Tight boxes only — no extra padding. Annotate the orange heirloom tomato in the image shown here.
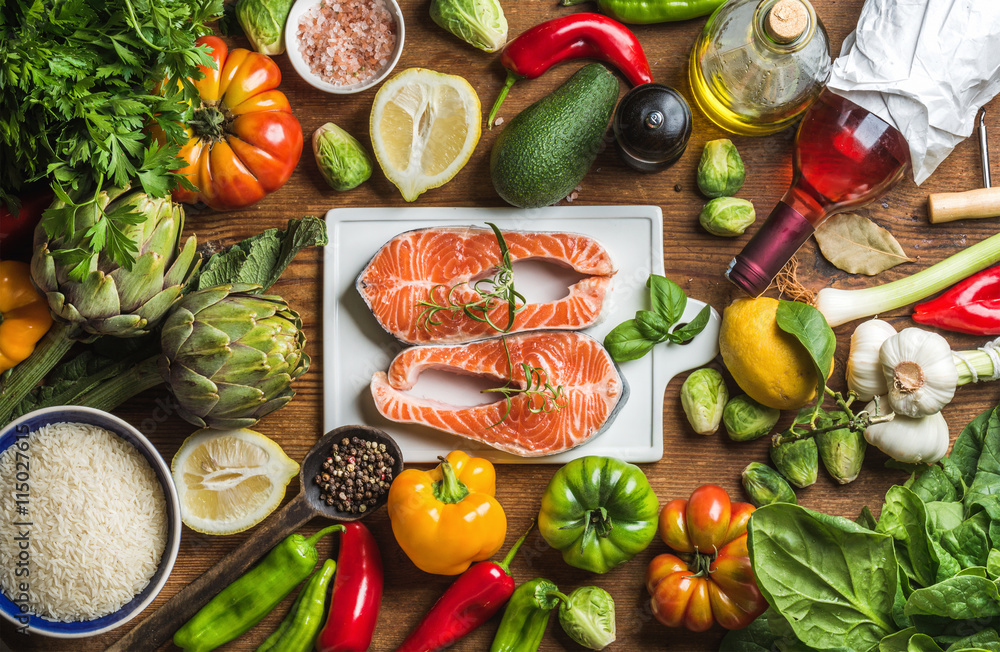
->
[647,484,767,632]
[153,35,303,210]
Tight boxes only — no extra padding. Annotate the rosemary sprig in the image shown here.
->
[484,337,568,428]
[416,223,526,333]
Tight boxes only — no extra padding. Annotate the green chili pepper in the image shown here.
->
[268,559,337,652]
[490,578,562,652]
[256,589,305,652]
[174,525,342,652]
[560,0,726,24]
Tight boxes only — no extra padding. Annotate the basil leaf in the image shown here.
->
[876,486,939,589]
[748,503,898,650]
[905,575,1000,637]
[669,305,712,344]
[775,300,836,400]
[603,320,655,362]
[634,310,672,341]
[647,274,686,326]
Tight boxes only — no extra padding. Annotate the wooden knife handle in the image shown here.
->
[928,187,1000,223]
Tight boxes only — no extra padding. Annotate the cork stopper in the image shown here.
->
[765,0,809,44]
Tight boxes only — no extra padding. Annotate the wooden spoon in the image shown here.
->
[107,424,403,652]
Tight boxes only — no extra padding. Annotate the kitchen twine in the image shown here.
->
[953,337,1000,383]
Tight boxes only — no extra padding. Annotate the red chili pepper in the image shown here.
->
[316,522,384,652]
[394,523,533,652]
[1,190,52,260]
[913,264,1000,335]
[487,13,653,127]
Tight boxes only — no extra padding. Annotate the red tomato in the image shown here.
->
[153,36,303,211]
[647,485,768,631]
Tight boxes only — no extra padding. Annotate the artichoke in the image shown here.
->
[31,187,200,338]
[158,284,309,429]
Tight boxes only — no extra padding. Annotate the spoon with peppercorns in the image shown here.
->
[109,424,403,652]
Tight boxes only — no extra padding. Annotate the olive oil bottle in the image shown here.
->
[689,0,831,136]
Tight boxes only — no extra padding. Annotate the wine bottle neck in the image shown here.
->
[726,201,816,296]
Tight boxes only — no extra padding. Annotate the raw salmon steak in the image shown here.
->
[370,331,627,456]
[356,226,615,344]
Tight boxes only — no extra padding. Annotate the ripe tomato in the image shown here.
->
[154,35,303,210]
[647,484,767,631]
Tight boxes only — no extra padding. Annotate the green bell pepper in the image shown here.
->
[538,456,659,574]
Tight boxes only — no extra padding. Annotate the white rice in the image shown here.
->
[0,422,167,622]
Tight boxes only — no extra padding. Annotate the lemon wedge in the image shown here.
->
[370,68,481,201]
[171,428,299,535]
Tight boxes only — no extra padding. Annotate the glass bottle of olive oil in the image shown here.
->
[689,0,831,136]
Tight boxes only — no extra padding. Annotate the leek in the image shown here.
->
[816,232,1000,327]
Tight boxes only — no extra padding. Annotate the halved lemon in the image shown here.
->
[171,428,299,535]
[370,68,481,201]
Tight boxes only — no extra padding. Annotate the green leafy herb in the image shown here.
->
[604,275,711,362]
[416,223,525,334]
[0,0,222,274]
[483,337,567,428]
[775,299,836,403]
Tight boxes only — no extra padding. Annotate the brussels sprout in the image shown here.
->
[558,586,616,650]
[770,436,818,488]
[742,462,797,506]
[680,368,728,435]
[235,0,294,55]
[312,123,373,191]
[723,394,780,441]
[699,197,756,237]
[430,0,508,52]
[697,138,745,198]
[816,411,867,484]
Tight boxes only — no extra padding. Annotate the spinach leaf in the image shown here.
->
[925,502,965,535]
[964,408,1000,517]
[941,511,991,569]
[907,634,946,652]
[905,576,1000,637]
[648,274,686,325]
[908,466,961,504]
[718,614,780,651]
[880,627,919,652]
[877,486,939,588]
[603,320,656,361]
[775,300,836,400]
[951,406,998,489]
[931,538,962,583]
[858,505,879,530]
[944,627,1000,651]
[748,503,898,650]
[987,550,1000,580]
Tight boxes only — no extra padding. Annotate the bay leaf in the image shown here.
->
[814,213,913,275]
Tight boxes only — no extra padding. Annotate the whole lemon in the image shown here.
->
[719,297,819,410]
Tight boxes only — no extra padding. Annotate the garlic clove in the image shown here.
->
[863,397,950,464]
[847,319,897,401]
[880,327,958,418]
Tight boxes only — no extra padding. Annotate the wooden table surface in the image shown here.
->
[5,0,1000,650]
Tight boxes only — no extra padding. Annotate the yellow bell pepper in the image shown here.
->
[0,260,52,373]
[387,450,507,575]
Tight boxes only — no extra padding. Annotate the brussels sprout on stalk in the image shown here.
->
[699,197,756,237]
[313,124,373,191]
[235,0,294,55]
[558,586,616,650]
[723,394,780,441]
[816,411,867,484]
[742,462,797,506]
[697,138,745,198]
[770,436,818,488]
[680,368,728,435]
[430,0,508,52]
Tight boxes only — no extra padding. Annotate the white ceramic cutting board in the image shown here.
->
[322,206,720,463]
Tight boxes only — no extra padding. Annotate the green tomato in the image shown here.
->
[538,456,658,574]
[696,138,744,198]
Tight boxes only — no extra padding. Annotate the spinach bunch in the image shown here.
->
[0,0,221,274]
[723,403,1000,652]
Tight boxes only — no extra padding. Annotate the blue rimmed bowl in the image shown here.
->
[0,406,181,638]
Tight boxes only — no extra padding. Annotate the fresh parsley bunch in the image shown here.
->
[0,0,223,276]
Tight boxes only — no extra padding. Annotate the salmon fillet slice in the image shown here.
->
[370,331,627,456]
[356,226,615,344]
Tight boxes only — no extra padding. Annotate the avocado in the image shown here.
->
[490,63,620,208]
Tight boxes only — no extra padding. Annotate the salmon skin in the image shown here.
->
[356,226,615,344]
[370,331,628,456]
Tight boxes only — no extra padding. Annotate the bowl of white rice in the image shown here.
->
[0,406,181,638]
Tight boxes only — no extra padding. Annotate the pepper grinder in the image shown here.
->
[613,83,693,172]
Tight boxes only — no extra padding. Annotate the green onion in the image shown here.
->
[816,232,1000,327]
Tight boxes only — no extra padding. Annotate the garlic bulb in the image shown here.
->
[880,328,958,418]
[863,398,950,464]
[847,319,897,401]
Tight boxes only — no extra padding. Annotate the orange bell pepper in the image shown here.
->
[0,260,52,373]
[387,450,507,575]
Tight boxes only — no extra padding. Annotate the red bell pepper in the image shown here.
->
[913,264,1000,335]
[394,523,533,652]
[487,13,653,126]
[1,190,52,260]
[316,522,384,652]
